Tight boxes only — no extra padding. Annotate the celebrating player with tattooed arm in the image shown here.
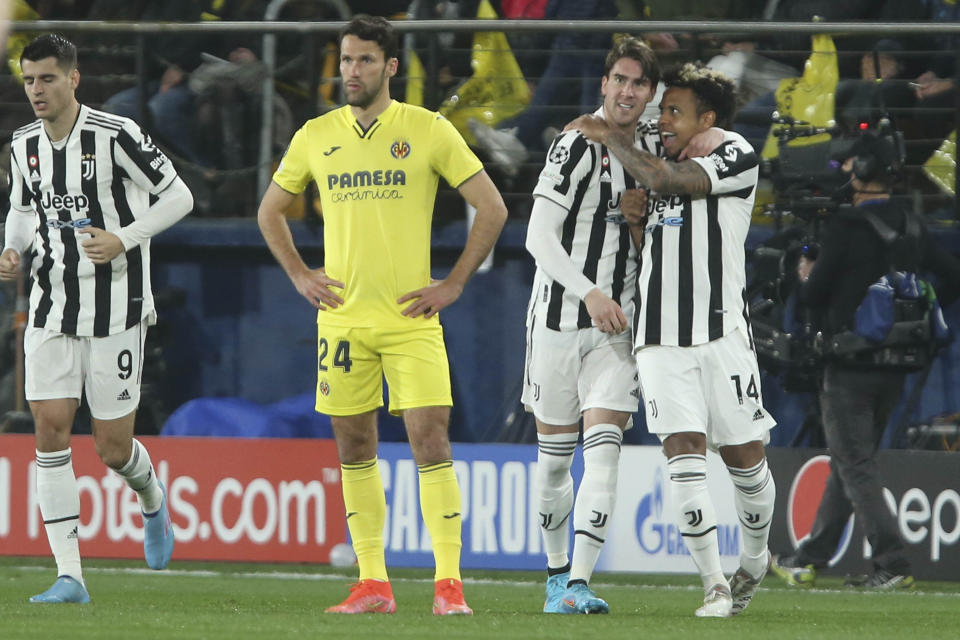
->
[526,41,724,615]
[567,63,777,618]
[1,34,193,603]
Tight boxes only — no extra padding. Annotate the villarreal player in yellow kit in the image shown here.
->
[258,15,507,616]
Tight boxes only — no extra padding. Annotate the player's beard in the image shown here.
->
[346,71,388,109]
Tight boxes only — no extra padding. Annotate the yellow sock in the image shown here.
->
[340,459,388,582]
[418,460,463,582]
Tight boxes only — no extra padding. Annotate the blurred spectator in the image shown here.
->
[406,0,482,107]
[910,0,960,139]
[469,0,618,177]
[93,0,265,168]
[834,39,916,134]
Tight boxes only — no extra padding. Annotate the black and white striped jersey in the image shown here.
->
[526,113,661,332]
[8,104,179,337]
[634,129,759,348]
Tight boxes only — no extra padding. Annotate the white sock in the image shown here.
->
[570,424,622,585]
[36,449,83,585]
[116,439,163,514]
[668,454,724,589]
[536,431,578,570]
[728,457,776,577]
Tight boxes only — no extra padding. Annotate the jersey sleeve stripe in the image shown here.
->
[85,112,125,130]
[12,121,42,141]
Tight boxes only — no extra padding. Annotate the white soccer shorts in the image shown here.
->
[522,322,639,426]
[635,326,776,449]
[24,318,148,420]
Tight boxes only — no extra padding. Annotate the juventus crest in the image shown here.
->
[81,153,96,181]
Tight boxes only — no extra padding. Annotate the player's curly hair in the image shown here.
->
[662,63,737,129]
[339,14,399,61]
[21,34,77,73]
[604,36,660,90]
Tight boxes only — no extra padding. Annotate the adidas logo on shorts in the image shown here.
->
[752,409,764,421]
[117,389,131,401]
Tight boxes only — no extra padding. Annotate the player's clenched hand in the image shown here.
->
[584,288,628,334]
[0,248,21,281]
[293,267,345,310]
[398,278,463,319]
[622,189,648,227]
[78,227,125,264]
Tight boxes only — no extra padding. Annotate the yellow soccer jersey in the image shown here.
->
[273,100,483,328]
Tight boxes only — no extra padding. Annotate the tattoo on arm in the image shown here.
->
[606,132,713,197]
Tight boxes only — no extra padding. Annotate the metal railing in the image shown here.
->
[8,19,960,216]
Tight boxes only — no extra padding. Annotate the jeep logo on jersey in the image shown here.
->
[39,192,90,212]
[326,170,407,190]
[390,140,410,160]
[645,194,686,217]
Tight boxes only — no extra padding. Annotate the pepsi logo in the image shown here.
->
[787,455,854,565]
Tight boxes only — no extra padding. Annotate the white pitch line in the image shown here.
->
[9,565,960,597]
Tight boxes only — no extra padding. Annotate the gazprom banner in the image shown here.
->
[595,448,740,574]
[381,442,549,570]
[6,437,954,577]
[380,443,740,573]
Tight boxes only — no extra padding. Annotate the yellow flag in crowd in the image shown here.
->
[761,34,839,160]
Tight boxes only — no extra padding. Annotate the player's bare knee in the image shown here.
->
[662,432,706,458]
[94,437,131,470]
[718,440,765,468]
[408,436,452,466]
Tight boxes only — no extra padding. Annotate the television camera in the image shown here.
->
[749,115,908,390]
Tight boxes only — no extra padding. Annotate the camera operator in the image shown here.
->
[771,130,960,590]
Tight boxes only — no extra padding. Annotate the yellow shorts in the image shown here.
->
[315,323,452,416]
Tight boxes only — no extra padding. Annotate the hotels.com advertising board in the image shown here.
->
[3,436,958,579]
[0,434,346,563]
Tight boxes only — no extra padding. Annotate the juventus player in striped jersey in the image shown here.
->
[0,35,193,603]
[523,39,723,615]
[568,63,777,618]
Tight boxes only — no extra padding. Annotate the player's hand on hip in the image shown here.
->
[78,227,125,264]
[0,248,21,281]
[585,288,628,334]
[621,189,649,227]
[398,278,463,319]
[294,267,345,310]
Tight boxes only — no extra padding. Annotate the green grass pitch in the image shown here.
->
[1,557,958,639]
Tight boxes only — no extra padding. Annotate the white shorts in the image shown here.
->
[24,319,148,420]
[522,322,639,426]
[635,326,776,450]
